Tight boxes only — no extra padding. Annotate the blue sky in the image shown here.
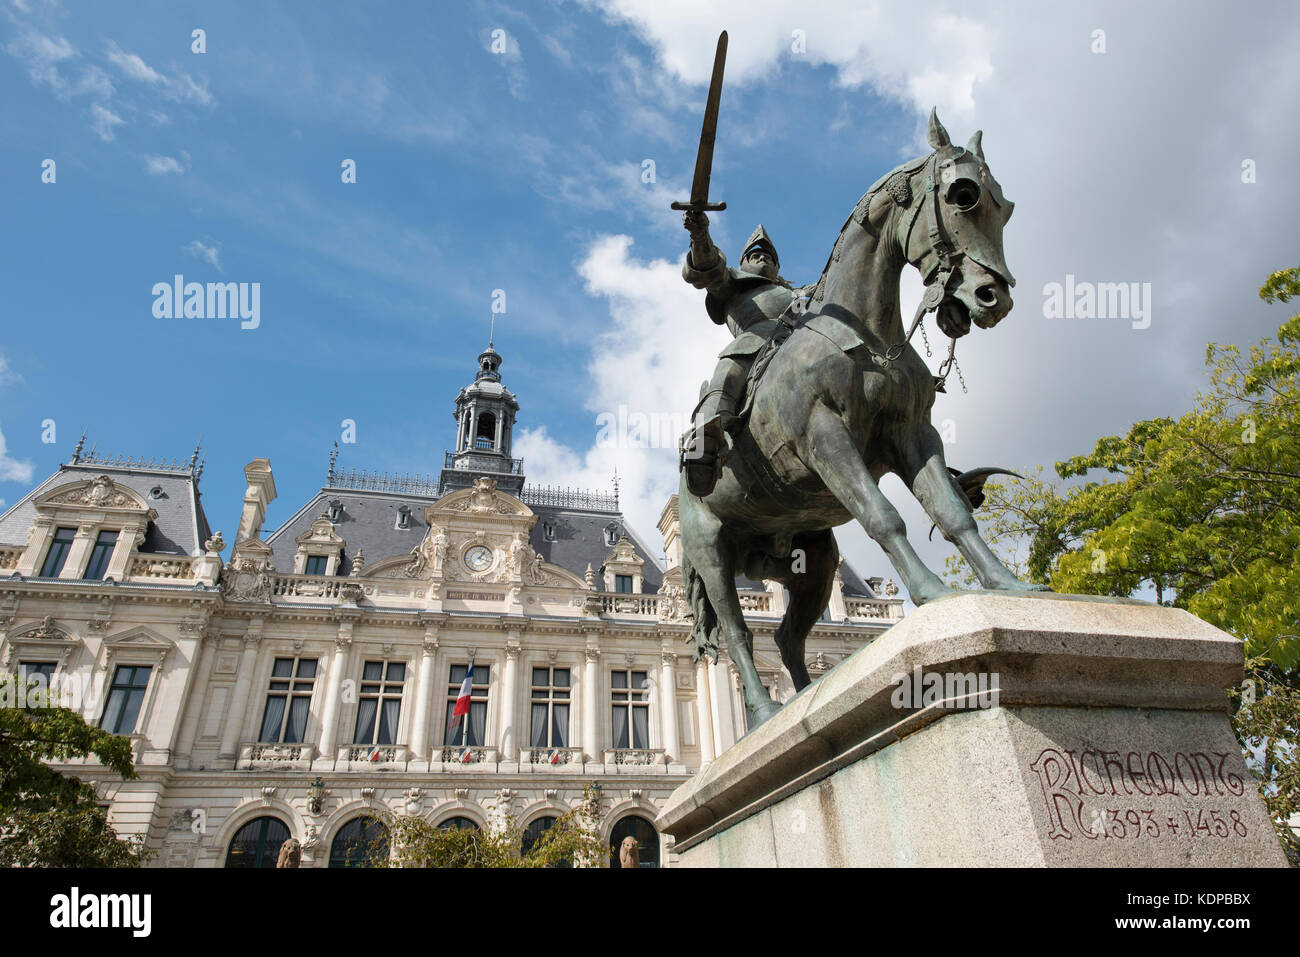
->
[2,0,1298,588]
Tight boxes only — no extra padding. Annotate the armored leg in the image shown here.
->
[683,358,748,497]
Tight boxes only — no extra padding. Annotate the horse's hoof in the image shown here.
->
[749,700,783,728]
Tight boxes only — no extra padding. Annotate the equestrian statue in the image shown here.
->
[672,32,1048,727]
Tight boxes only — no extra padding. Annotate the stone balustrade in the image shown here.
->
[128,555,195,582]
[239,742,317,770]
[435,745,499,768]
[602,748,668,772]
[519,745,585,768]
[339,744,407,769]
[844,596,905,620]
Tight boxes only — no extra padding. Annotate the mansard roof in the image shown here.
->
[0,459,213,557]
[264,481,664,593]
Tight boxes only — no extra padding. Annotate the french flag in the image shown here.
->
[549,749,561,765]
[449,661,475,732]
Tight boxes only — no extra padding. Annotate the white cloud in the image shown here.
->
[515,234,728,548]
[0,354,20,387]
[183,239,222,271]
[104,40,163,84]
[89,102,123,141]
[6,29,75,92]
[104,39,213,105]
[0,425,34,485]
[144,154,184,175]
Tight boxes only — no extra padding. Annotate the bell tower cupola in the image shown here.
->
[438,336,524,495]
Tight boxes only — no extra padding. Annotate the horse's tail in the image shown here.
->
[681,546,719,662]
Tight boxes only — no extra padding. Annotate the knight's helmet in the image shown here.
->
[741,224,779,268]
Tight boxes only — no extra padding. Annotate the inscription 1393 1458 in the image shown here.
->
[1029,747,1249,842]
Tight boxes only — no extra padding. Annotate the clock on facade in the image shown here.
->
[463,544,493,572]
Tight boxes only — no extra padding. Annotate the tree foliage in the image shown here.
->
[366,784,608,868]
[0,680,150,867]
[943,266,1300,863]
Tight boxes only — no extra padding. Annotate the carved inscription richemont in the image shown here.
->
[1029,747,1250,842]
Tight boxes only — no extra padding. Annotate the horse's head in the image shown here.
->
[889,109,1016,338]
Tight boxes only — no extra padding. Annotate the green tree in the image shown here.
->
[0,676,150,867]
[368,783,607,868]
[943,266,1300,863]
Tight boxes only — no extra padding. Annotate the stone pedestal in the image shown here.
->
[656,593,1287,867]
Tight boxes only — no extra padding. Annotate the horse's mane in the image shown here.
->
[810,152,932,304]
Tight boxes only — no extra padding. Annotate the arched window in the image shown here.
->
[438,815,480,832]
[474,413,497,450]
[329,816,390,868]
[225,816,290,869]
[609,815,659,868]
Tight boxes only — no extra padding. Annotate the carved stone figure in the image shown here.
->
[672,32,1047,729]
[276,838,302,868]
[618,835,640,868]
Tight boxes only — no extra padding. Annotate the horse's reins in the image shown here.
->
[864,152,967,391]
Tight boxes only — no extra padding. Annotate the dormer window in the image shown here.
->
[327,499,343,522]
[83,530,119,581]
[604,522,621,546]
[395,505,412,530]
[304,555,328,576]
[149,485,165,500]
[542,521,555,542]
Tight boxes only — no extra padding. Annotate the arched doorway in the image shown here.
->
[609,814,659,868]
[225,816,291,868]
[329,816,390,868]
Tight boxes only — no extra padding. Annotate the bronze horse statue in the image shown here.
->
[679,110,1049,727]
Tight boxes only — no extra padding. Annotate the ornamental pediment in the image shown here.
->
[35,475,155,517]
[295,514,344,547]
[429,477,533,520]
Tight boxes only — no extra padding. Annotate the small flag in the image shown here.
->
[460,748,473,764]
[369,747,381,762]
[449,661,475,731]
[549,749,561,765]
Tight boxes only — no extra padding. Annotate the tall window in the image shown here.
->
[101,665,152,734]
[259,657,317,743]
[443,664,489,747]
[353,660,406,745]
[611,669,650,749]
[304,555,327,575]
[529,667,570,748]
[226,817,290,868]
[17,661,56,701]
[40,527,77,577]
[615,574,633,593]
[82,530,118,580]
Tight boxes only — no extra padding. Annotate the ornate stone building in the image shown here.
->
[0,343,904,867]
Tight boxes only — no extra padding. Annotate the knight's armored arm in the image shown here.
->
[681,210,731,301]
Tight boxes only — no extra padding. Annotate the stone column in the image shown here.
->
[173,630,218,766]
[583,645,600,762]
[408,636,438,762]
[499,641,521,761]
[16,518,55,577]
[218,626,263,760]
[105,522,146,581]
[659,648,680,763]
[317,627,353,762]
[709,656,737,754]
[695,658,715,766]
[58,522,98,579]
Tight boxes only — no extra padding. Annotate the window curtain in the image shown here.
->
[259,696,286,742]
[284,696,310,743]
[354,699,378,744]
[378,699,400,745]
